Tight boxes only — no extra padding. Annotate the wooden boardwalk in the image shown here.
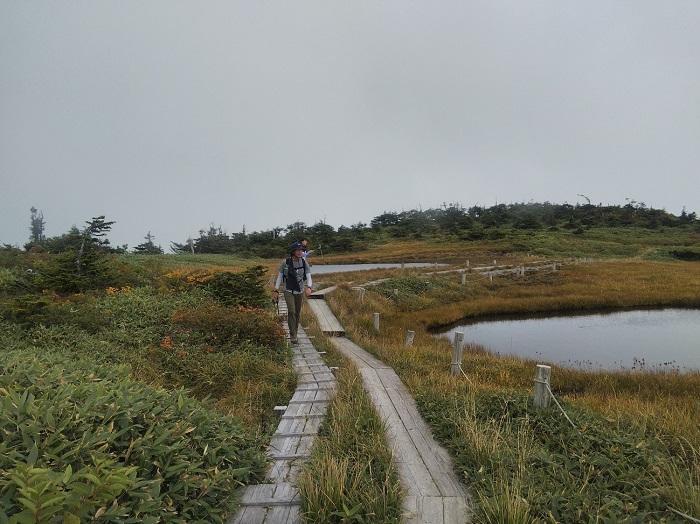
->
[308,296,471,523]
[306,299,345,336]
[229,297,336,524]
[308,285,338,298]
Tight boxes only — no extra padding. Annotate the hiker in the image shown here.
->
[272,242,313,344]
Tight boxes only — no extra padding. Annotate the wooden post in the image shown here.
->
[461,272,467,285]
[373,312,380,333]
[401,262,405,270]
[393,288,399,297]
[352,287,366,303]
[520,265,525,277]
[533,364,552,409]
[489,273,493,283]
[404,330,415,347]
[493,259,497,265]
[451,331,464,376]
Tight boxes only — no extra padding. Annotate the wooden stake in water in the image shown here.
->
[405,330,415,347]
[461,272,467,285]
[533,364,552,409]
[451,331,464,376]
[373,312,380,333]
[489,274,493,283]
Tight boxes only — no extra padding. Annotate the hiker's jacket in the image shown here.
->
[274,256,312,294]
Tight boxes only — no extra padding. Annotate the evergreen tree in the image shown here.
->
[25,207,46,250]
[41,216,117,292]
[134,231,164,254]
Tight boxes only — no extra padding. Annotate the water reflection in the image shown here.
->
[310,262,445,274]
[437,308,700,372]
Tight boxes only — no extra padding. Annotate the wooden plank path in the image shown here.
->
[229,297,336,524]
[308,294,471,523]
[306,298,345,336]
[308,285,338,298]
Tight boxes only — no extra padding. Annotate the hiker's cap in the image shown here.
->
[289,241,304,253]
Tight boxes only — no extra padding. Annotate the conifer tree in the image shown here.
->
[134,231,164,254]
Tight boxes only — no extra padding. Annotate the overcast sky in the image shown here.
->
[2,1,699,248]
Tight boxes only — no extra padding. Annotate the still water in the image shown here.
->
[437,308,700,372]
[310,262,445,274]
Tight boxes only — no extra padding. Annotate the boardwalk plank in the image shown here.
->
[306,300,345,335]
[314,304,471,523]
[229,304,336,524]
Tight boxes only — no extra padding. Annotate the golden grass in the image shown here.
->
[307,226,699,265]
[401,260,700,329]
[321,258,700,519]
[326,262,700,444]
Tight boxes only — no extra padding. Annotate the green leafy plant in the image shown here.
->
[204,266,269,308]
[171,303,284,351]
[0,350,266,522]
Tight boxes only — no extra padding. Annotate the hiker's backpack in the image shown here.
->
[283,257,308,291]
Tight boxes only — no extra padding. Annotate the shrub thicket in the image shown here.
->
[171,304,283,351]
[0,350,266,523]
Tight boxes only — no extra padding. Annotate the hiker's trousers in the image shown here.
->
[284,290,303,341]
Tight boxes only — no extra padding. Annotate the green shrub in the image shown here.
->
[0,350,266,523]
[0,268,18,292]
[148,345,295,421]
[376,277,432,297]
[204,266,270,308]
[0,294,108,332]
[171,304,284,351]
[36,252,119,293]
[670,249,700,261]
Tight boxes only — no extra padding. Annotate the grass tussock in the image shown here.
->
[297,311,402,523]
[323,259,700,522]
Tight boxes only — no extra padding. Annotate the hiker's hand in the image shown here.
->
[305,287,312,297]
[272,289,279,296]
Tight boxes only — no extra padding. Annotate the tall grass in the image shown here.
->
[296,310,402,523]
[312,227,699,264]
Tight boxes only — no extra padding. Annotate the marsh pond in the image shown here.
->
[436,308,700,372]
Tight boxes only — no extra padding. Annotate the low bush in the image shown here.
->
[164,266,270,309]
[0,349,266,523]
[670,249,700,261]
[171,304,284,352]
[0,293,108,331]
[204,266,269,308]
